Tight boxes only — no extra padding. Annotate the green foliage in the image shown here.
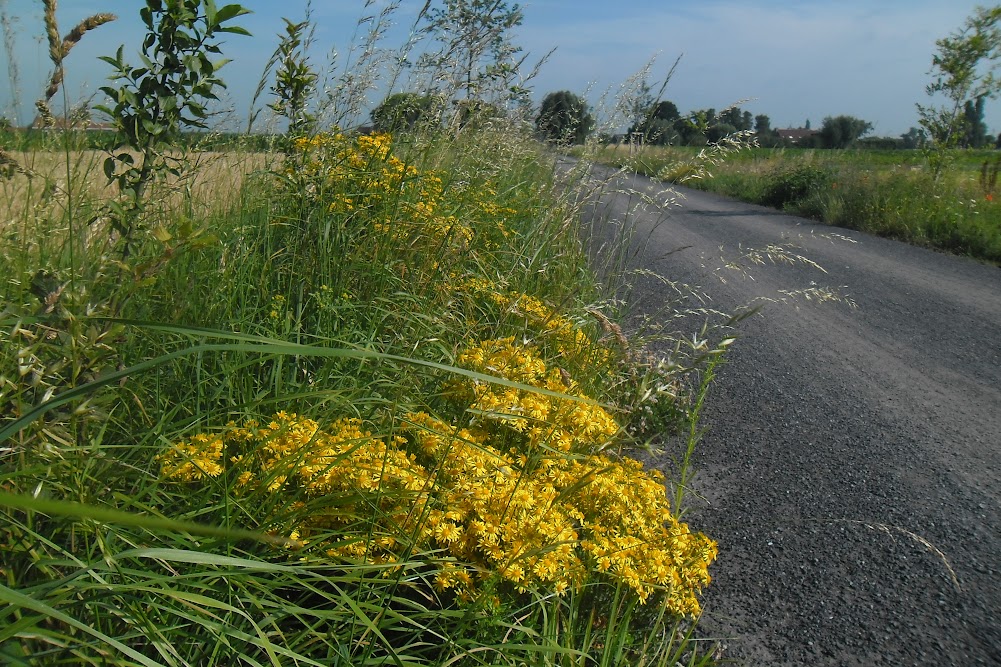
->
[818,115,873,149]
[706,122,738,144]
[628,101,773,148]
[918,6,1001,174]
[419,0,524,102]
[536,90,593,145]
[611,144,1001,263]
[0,126,727,663]
[266,17,318,139]
[760,163,832,209]
[754,113,771,134]
[630,100,682,145]
[962,95,989,147]
[717,106,752,131]
[95,0,250,253]
[1,4,732,663]
[901,126,926,149]
[371,92,435,134]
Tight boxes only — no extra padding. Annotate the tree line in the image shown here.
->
[369,5,1001,155]
[530,91,884,150]
[9,0,997,157]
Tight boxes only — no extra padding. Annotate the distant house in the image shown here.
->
[775,128,819,144]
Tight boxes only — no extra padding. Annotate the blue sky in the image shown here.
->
[1,1,996,136]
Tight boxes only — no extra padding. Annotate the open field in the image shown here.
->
[1,149,270,234]
[592,144,1001,264]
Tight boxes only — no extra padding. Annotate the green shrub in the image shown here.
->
[760,163,833,209]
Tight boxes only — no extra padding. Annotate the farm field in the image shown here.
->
[593,144,1001,264]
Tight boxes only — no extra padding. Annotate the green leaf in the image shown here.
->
[188,234,219,249]
[204,0,218,28]
[217,25,252,36]
[0,492,295,546]
[0,581,164,667]
[215,4,252,24]
[0,321,598,447]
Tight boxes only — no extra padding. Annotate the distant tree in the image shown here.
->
[675,109,716,145]
[717,107,741,129]
[536,90,593,145]
[420,0,523,100]
[716,107,753,131]
[371,92,434,133]
[706,122,737,143]
[630,99,681,145]
[858,136,906,150]
[961,96,989,147]
[918,6,1001,172]
[628,79,657,135]
[901,126,926,149]
[754,113,771,134]
[805,118,811,130]
[819,115,873,148]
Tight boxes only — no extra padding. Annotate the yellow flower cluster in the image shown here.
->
[158,433,224,481]
[292,131,416,209]
[458,276,609,367]
[289,132,473,253]
[161,398,715,613]
[404,411,585,599]
[402,408,715,612]
[236,412,425,498]
[451,336,618,453]
[571,458,717,609]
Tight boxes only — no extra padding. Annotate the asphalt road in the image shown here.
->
[576,163,1001,666]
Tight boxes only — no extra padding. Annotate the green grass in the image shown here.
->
[0,1,742,661]
[0,120,729,664]
[594,144,1001,264]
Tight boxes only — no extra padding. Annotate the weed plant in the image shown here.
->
[0,3,729,665]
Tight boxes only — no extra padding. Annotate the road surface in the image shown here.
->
[577,162,1001,666]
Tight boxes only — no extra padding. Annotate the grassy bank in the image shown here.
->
[0,120,730,666]
[596,144,1001,264]
[0,1,741,661]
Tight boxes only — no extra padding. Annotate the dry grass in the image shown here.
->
[1,149,271,236]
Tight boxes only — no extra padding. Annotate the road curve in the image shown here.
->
[576,162,1001,666]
